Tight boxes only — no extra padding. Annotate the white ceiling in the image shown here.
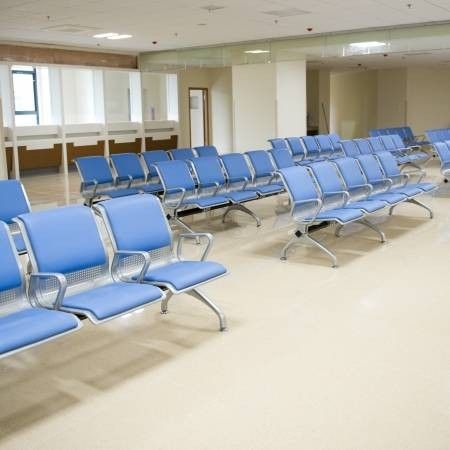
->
[1,0,450,53]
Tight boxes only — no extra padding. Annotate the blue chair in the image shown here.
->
[277,165,364,267]
[75,156,139,206]
[190,156,261,227]
[367,137,385,154]
[301,136,323,160]
[286,137,308,163]
[268,138,289,150]
[110,153,163,194]
[354,138,374,155]
[169,148,197,160]
[340,140,361,158]
[316,135,337,158]
[391,134,429,164]
[154,160,229,234]
[245,150,285,193]
[356,154,433,218]
[0,180,31,254]
[95,195,228,331]
[0,222,82,358]
[194,145,219,157]
[269,148,296,170]
[333,157,407,207]
[434,142,450,181]
[140,150,170,186]
[329,133,342,153]
[17,205,165,324]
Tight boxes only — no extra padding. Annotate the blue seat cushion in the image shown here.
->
[143,261,227,291]
[141,183,163,193]
[62,282,163,321]
[409,152,428,161]
[391,186,423,197]
[347,200,386,213]
[253,184,284,195]
[311,208,364,223]
[397,155,413,164]
[226,191,258,203]
[0,308,79,355]
[415,182,436,192]
[106,188,140,198]
[370,192,406,204]
[13,233,26,254]
[184,196,229,208]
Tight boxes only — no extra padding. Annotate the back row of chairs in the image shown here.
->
[426,128,450,145]
[0,193,229,359]
[369,126,429,147]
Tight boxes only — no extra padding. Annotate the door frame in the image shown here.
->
[188,87,209,147]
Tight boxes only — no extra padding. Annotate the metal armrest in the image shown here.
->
[163,187,187,210]
[227,176,249,191]
[177,232,213,261]
[81,179,99,197]
[371,178,393,188]
[349,183,373,196]
[291,198,323,223]
[322,190,350,204]
[111,250,151,283]
[29,272,67,310]
[115,175,133,189]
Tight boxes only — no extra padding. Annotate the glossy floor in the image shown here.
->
[2,161,450,450]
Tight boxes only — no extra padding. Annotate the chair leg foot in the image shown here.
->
[407,198,434,219]
[188,288,227,331]
[358,218,386,243]
[160,292,173,314]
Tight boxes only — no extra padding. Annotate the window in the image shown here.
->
[12,65,39,126]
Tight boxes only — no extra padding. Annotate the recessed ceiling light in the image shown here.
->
[107,34,133,40]
[93,32,118,38]
[349,41,386,49]
[245,49,270,54]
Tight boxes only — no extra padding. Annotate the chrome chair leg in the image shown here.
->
[188,288,227,331]
[335,224,344,237]
[303,233,338,268]
[280,233,300,260]
[171,216,201,243]
[407,198,434,219]
[222,204,261,227]
[358,218,386,243]
[160,291,173,314]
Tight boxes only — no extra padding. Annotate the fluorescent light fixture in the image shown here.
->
[93,32,118,38]
[107,34,133,40]
[244,49,270,54]
[349,41,386,49]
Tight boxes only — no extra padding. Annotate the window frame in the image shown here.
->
[12,66,40,125]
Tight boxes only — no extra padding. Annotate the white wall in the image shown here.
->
[142,73,167,121]
[377,68,407,128]
[104,70,130,123]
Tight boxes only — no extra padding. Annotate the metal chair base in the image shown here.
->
[222,204,261,227]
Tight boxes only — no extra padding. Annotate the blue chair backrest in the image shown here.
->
[278,166,319,203]
[369,129,380,137]
[194,145,219,157]
[170,148,196,161]
[435,142,450,164]
[379,135,396,152]
[98,195,172,253]
[329,133,342,151]
[286,137,306,157]
[356,155,385,183]
[403,127,414,141]
[268,138,288,150]
[340,140,360,158]
[110,153,145,182]
[0,180,30,224]
[220,153,253,182]
[75,156,114,185]
[0,222,23,293]
[376,151,401,178]
[301,136,320,154]
[270,148,295,169]
[391,134,406,149]
[190,156,226,188]
[154,160,196,191]
[368,137,385,153]
[354,139,373,155]
[333,157,367,189]
[246,150,275,177]
[309,161,344,193]
[316,135,333,153]
[18,206,107,275]
[141,150,170,177]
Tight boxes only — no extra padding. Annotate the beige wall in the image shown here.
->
[377,68,407,128]
[330,70,378,139]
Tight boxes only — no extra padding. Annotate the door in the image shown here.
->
[189,88,209,147]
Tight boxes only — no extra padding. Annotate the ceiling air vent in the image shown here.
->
[262,8,310,17]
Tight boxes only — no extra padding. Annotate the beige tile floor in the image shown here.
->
[2,161,450,450]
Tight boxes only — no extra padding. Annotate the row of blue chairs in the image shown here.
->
[0,194,229,359]
[268,133,343,162]
[339,135,429,166]
[426,128,450,145]
[275,150,436,267]
[370,126,429,147]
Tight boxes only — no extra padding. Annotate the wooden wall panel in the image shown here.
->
[18,144,62,171]
[109,138,142,155]
[145,135,178,151]
[0,44,137,69]
[67,141,105,164]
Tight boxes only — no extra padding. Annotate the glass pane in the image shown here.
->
[13,73,36,111]
[15,114,37,126]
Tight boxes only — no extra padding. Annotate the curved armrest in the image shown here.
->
[322,190,350,204]
[291,198,323,222]
[29,272,67,310]
[81,179,99,197]
[177,233,213,261]
[228,176,249,191]
[115,175,133,189]
[112,250,151,283]
[163,187,187,210]
[349,183,373,196]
